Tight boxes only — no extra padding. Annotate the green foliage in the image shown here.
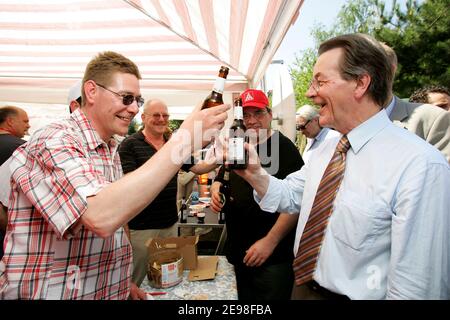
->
[289,0,449,104]
[169,119,183,132]
[127,118,139,135]
[289,48,316,108]
[376,0,450,96]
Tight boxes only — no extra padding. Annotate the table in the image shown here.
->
[140,255,237,300]
[178,194,227,255]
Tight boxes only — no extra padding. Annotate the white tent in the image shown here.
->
[0,0,304,138]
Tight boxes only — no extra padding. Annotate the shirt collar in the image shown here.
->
[347,109,390,154]
[315,127,328,142]
[71,108,120,151]
[384,96,395,116]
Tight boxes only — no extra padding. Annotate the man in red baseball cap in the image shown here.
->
[240,89,272,142]
[241,88,269,109]
[210,88,304,300]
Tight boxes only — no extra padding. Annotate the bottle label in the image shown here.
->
[233,106,243,119]
[213,77,225,94]
[228,137,245,160]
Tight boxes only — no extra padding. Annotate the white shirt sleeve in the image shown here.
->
[0,157,12,206]
[387,159,450,299]
[253,166,306,214]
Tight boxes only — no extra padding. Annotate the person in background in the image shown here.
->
[295,104,339,165]
[294,112,308,155]
[409,85,450,111]
[118,98,220,287]
[67,80,82,113]
[236,34,449,300]
[0,51,229,299]
[0,106,30,260]
[0,106,30,165]
[210,89,304,300]
[381,43,450,162]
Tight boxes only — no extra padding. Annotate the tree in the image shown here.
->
[127,118,139,135]
[289,0,449,104]
[376,0,450,96]
[168,119,183,132]
[289,48,316,108]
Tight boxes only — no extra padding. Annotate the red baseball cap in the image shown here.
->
[240,89,269,109]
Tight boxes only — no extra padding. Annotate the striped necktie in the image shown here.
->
[293,135,351,286]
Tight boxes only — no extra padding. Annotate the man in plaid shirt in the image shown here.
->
[0,51,229,299]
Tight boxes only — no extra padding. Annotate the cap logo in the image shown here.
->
[244,92,254,102]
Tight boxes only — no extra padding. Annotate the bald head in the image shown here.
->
[143,99,168,114]
[0,106,30,138]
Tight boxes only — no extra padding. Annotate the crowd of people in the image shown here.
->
[0,33,448,300]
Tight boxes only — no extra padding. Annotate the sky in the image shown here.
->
[273,0,348,66]
[273,0,418,66]
[264,0,348,92]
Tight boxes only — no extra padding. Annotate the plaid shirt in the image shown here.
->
[0,109,132,299]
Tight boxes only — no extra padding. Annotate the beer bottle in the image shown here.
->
[218,167,230,224]
[202,66,229,109]
[179,196,187,223]
[227,98,248,169]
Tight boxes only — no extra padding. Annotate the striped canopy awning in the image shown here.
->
[0,0,303,105]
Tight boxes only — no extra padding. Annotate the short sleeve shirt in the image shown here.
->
[0,109,132,299]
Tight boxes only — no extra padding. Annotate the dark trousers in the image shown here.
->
[234,262,294,300]
[291,280,350,300]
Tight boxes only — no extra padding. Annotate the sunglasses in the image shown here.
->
[96,83,144,107]
[296,120,311,131]
[145,113,170,120]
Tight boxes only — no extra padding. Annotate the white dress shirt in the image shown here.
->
[0,157,12,206]
[302,127,340,165]
[256,110,450,299]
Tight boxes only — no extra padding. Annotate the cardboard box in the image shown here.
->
[147,249,183,288]
[148,236,199,270]
[188,256,219,281]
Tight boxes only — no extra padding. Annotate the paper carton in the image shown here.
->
[188,256,219,281]
[147,249,183,288]
[148,236,199,270]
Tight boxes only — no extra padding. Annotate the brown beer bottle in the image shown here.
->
[202,66,229,109]
[179,196,187,223]
[227,98,248,169]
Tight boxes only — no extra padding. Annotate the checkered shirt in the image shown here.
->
[0,109,132,299]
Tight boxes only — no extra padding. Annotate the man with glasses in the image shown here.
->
[235,34,449,299]
[210,89,304,300]
[296,104,339,164]
[0,51,229,299]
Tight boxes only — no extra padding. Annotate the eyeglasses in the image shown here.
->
[296,120,311,131]
[243,109,268,120]
[309,78,332,93]
[96,83,144,107]
[145,113,170,120]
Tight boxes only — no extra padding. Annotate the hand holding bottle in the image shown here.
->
[209,181,223,213]
[174,102,230,154]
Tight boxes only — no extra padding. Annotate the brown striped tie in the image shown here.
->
[293,135,351,286]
